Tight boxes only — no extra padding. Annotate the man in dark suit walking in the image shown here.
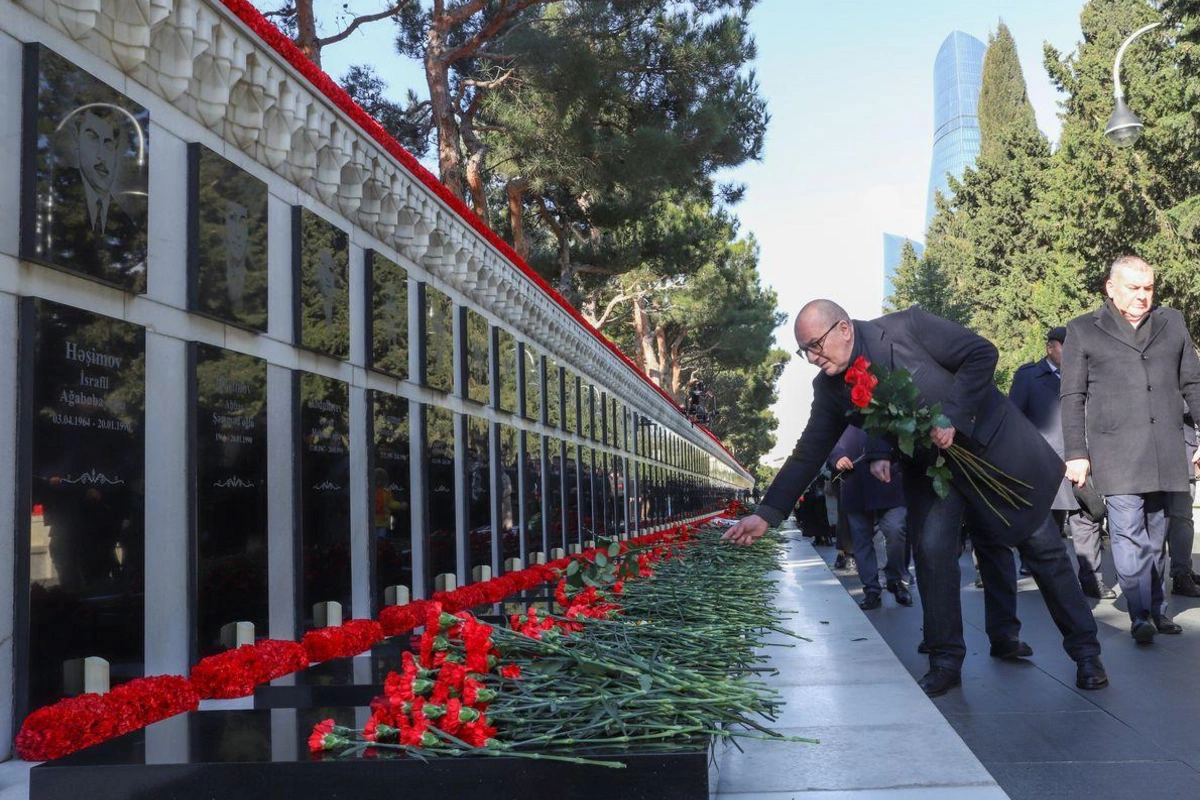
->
[1061,256,1200,643]
[828,425,911,610]
[724,300,1106,696]
[1010,327,1114,600]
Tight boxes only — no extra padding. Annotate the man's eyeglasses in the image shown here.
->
[796,320,842,358]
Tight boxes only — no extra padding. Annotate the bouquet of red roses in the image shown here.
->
[844,356,1031,525]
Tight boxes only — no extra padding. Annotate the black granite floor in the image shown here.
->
[817,532,1200,800]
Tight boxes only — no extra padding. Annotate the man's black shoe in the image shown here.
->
[973,574,984,588]
[887,581,913,606]
[859,592,882,611]
[1154,614,1183,634]
[1172,573,1200,597]
[1082,581,1117,600]
[1018,564,1032,577]
[917,667,961,697]
[917,640,929,654]
[833,553,848,569]
[989,639,1034,660]
[1131,616,1156,643]
[1075,656,1108,690]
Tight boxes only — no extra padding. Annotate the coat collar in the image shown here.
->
[852,318,894,371]
[1092,301,1167,352]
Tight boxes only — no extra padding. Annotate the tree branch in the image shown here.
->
[317,0,418,48]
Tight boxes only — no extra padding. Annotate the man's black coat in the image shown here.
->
[1009,358,1077,511]
[759,307,1063,546]
[1061,302,1200,496]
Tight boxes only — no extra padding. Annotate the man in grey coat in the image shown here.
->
[1010,326,1113,599]
[1061,255,1200,643]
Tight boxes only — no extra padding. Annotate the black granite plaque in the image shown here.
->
[521,432,544,559]
[370,392,410,612]
[465,310,489,405]
[580,447,595,539]
[497,329,516,414]
[498,425,520,561]
[25,300,145,713]
[465,416,492,574]
[299,374,351,625]
[189,145,268,330]
[21,44,149,292]
[194,346,268,657]
[422,285,453,393]
[521,343,540,422]
[564,371,577,434]
[583,384,595,441]
[547,439,565,550]
[565,444,580,544]
[368,252,407,378]
[545,358,560,428]
[294,209,349,359]
[612,455,627,535]
[424,406,456,584]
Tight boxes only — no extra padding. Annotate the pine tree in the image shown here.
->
[977,21,1038,161]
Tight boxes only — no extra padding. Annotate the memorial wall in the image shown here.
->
[0,0,752,757]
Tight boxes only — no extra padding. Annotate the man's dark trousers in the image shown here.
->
[972,537,1020,645]
[1167,486,1195,578]
[1068,511,1105,591]
[908,476,1101,671]
[1107,493,1168,619]
[847,506,907,594]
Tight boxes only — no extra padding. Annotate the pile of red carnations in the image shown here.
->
[15,676,199,761]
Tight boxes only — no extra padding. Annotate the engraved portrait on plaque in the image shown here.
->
[189,146,268,330]
[21,45,149,292]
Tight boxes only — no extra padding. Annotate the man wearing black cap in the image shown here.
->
[1010,327,1114,600]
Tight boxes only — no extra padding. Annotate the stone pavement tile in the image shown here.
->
[715,788,1009,800]
[983,760,1200,800]
[943,710,1163,763]
[758,646,910,687]
[766,681,940,729]
[713,722,993,794]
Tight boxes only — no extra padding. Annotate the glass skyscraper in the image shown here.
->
[926,31,985,227]
[883,233,924,307]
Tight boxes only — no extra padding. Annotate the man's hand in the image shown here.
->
[1064,458,1091,487]
[834,456,855,471]
[869,459,891,483]
[930,425,956,450]
[721,514,769,546]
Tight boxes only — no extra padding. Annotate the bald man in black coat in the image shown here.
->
[724,300,1106,697]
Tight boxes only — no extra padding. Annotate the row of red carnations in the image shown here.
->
[16,520,714,762]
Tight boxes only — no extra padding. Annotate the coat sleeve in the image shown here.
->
[905,307,998,437]
[1177,313,1200,427]
[1060,319,1089,461]
[758,379,849,528]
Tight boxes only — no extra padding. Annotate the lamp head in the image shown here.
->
[1105,96,1144,147]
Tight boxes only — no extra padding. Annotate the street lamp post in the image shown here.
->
[1105,21,1163,147]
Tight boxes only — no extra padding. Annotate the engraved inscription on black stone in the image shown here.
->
[424,406,456,584]
[299,374,351,624]
[498,425,520,561]
[369,252,408,378]
[422,286,453,393]
[190,146,268,330]
[194,346,267,657]
[22,45,149,292]
[545,358,560,428]
[465,310,489,405]
[295,209,349,359]
[522,432,544,558]
[27,300,145,711]
[466,416,491,574]
[371,392,410,610]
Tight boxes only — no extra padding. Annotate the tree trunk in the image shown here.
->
[426,12,465,201]
[461,116,489,219]
[507,178,530,259]
[631,300,661,386]
[668,332,686,401]
[294,0,321,65]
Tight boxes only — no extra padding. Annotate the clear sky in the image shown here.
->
[319,1,1090,470]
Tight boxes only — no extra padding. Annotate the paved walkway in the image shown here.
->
[711,534,1006,799]
[821,530,1200,800]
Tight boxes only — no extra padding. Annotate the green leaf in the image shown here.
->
[933,413,952,429]
[897,431,915,457]
[637,674,653,692]
[931,473,950,498]
[566,560,580,576]
[595,552,609,568]
[608,542,621,558]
